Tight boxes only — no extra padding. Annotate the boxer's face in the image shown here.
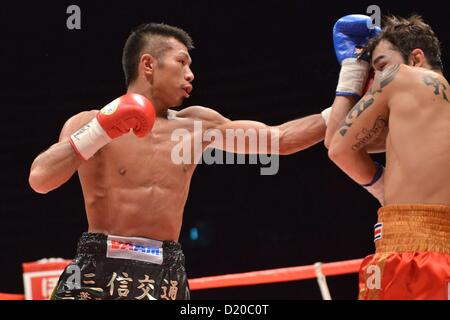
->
[152,38,194,108]
[371,40,406,72]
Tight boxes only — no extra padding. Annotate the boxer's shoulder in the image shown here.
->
[176,105,214,118]
[370,64,407,95]
[376,64,441,93]
[67,109,98,125]
[176,106,229,125]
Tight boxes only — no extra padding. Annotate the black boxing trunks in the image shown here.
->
[51,233,190,300]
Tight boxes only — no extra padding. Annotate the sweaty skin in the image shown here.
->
[329,40,450,205]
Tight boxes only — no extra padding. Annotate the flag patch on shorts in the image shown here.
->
[374,223,383,242]
[106,235,163,265]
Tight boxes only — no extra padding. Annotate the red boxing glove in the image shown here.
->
[97,93,156,139]
[69,93,156,160]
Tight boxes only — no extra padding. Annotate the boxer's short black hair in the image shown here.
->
[362,15,443,72]
[122,23,194,86]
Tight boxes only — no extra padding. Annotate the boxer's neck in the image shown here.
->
[127,82,168,118]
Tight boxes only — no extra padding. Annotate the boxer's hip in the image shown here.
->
[52,232,189,300]
[374,204,450,254]
[359,204,450,300]
[76,232,184,265]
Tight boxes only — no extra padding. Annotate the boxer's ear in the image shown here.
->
[141,54,155,77]
[408,49,426,67]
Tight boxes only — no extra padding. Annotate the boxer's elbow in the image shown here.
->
[323,128,331,150]
[28,163,56,194]
[29,169,50,194]
[327,141,346,165]
[324,126,339,150]
[328,144,355,173]
[323,136,331,150]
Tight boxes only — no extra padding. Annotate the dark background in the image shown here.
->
[0,0,447,299]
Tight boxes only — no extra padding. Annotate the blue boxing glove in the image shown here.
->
[334,15,381,98]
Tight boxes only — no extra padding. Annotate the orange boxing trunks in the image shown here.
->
[358,204,450,300]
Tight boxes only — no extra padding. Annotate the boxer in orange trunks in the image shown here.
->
[328,15,450,300]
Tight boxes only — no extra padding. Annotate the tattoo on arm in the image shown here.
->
[351,116,388,151]
[339,98,375,136]
[422,75,450,103]
[339,64,399,136]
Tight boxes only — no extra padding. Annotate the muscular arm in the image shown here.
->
[328,65,399,184]
[325,94,387,153]
[217,115,326,155]
[28,111,97,194]
[272,114,326,155]
[180,106,326,155]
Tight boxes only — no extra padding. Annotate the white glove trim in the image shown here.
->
[69,117,112,160]
[336,58,370,97]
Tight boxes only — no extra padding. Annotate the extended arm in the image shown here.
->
[179,106,326,155]
[213,114,325,155]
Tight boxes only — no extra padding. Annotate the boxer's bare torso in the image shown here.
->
[60,108,216,241]
[330,38,450,206]
[383,65,450,204]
